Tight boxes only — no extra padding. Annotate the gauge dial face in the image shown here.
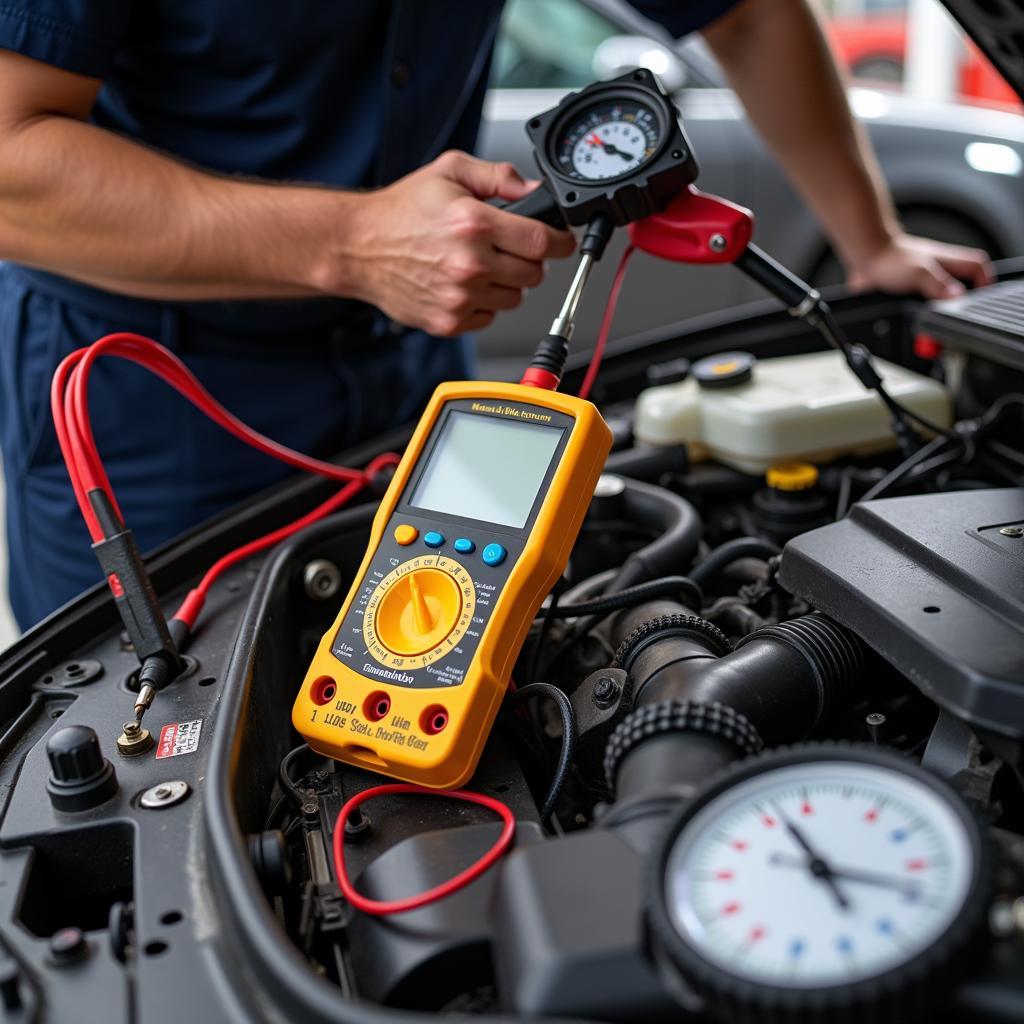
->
[663,760,976,989]
[553,98,662,181]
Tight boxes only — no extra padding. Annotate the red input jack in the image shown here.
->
[364,692,392,722]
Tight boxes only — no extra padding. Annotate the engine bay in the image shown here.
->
[1,69,1023,1023]
[0,276,1021,1023]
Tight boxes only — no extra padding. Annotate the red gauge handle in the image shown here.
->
[628,185,754,265]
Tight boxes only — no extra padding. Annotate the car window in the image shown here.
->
[490,0,623,89]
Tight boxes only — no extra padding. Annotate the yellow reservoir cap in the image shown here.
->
[766,462,819,492]
[374,567,462,657]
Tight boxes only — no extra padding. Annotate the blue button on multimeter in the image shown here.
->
[453,538,475,554]
[482,543,507,567]
[423,531,445,548]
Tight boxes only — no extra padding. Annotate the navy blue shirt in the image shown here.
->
[0,0,740,331]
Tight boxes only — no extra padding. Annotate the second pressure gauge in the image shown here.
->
[648,745,991,1024]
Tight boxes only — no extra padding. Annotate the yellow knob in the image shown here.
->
[375,568,463,657]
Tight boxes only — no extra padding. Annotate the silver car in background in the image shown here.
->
[477,0,1024,372]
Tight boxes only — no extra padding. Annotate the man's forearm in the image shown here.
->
[703,0,900,269]
[0,113,357,301]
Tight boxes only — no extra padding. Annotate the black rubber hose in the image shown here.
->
[604,478,702,594]
[688,536,781,587]
[604,444,688,484]
[543,576,703,620]
[605,612,866,813]
[503,683,576,825]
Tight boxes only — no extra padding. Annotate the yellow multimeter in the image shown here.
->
[292,380,611,789]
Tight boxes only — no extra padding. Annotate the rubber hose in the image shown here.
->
[688,536,781,587]
[604,478,702,594]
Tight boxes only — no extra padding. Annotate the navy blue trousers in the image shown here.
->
[0,265,473,629]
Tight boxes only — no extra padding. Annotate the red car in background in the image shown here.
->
[826,11,1020,107]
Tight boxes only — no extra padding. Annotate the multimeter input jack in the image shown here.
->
[364,692,392,723]
[420,705,450,735]
[310,677,337,706]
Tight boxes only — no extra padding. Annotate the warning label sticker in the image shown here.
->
[156,719,202,759]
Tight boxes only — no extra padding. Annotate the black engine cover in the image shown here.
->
[779,488,1024,740]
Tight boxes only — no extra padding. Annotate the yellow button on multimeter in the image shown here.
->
[292,381,612,789]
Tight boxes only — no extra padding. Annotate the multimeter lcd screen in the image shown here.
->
[410,411,564,529]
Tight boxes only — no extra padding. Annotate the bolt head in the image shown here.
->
[592,676,619,708]
[139,780,190,809]
[709,233,728,253]
[49,927,88,965]
[999,525,1023,538]
[866,712,886,726]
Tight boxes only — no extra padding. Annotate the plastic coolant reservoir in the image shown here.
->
[634,350,951,474]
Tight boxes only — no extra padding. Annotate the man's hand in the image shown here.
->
[846,233,994,300]
[326,151,575,336]
[703,1,996,307]
[0,54,573,309]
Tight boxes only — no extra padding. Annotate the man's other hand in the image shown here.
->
[847,233,994,300]
[320,151,575,336]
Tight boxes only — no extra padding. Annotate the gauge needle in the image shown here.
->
[586,132,638,162]
[769,852,924,896]
[772,803,851,911]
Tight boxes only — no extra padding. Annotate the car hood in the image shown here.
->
[943,1,1024,100]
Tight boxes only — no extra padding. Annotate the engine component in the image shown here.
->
[45,725,119,813]
[293,381,611,789]
[633,350,951,473]
[752,463,830,544]
[648,744,992,1024]
[917,279,1024,372]
[779,487,1024,741]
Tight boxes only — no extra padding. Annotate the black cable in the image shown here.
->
[278,743,312,808]
[503,683,576,825]
[527,584,563,691]
[857,434,951,505]
[689,537,782,587]
[541,575,703,620]
[986,438,1024,470]
[835,467,855,521]
[813,305,955,446]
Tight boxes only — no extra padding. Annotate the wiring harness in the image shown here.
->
[51,332,400,722]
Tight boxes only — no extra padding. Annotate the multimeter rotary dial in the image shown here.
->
[363,557,476,668]
[554,97,663,182]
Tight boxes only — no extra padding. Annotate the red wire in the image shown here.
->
[173,450,399,628]
[332,784,516,915]
[52,332,400,625]
[577,243,635,402]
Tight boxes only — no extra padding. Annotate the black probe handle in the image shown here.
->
[498,183,568,228]
[734,243,814,311]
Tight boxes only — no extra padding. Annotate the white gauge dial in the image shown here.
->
[554,98,662,182]
[571,120,648,179]
[663,759,976,988]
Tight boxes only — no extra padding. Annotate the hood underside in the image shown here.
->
[943,0,1024,100]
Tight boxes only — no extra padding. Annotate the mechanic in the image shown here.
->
[0,0,993,630]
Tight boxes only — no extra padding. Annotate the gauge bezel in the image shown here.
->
[545,85,669,187]
[647,743,992,1022]
[521,68,698,227]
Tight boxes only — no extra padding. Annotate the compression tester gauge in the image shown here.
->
[506,68,699,227]
[293,382,611,788]
[648,744,992,1023]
